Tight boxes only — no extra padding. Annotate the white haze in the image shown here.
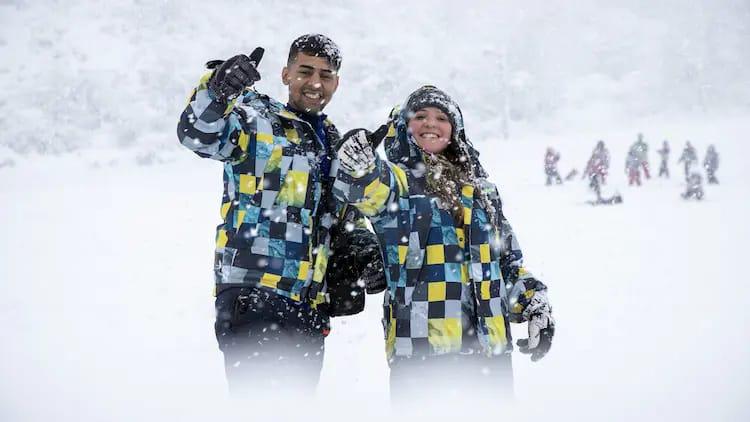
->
[1,1,749,421]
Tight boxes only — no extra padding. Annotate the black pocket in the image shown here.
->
[214,287,240,328]
[229,287,268,327]
[214,287,243,351]
[326,225,383,317]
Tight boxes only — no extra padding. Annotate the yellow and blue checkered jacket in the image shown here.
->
[333,107,547,359]
[177,74,344,308]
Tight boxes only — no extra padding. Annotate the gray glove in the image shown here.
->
[337,129,377,176]
[516,290,555,361]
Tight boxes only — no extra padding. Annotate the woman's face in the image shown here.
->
[408,107,453,154]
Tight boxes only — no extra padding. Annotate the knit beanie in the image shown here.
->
[404,85,462,142]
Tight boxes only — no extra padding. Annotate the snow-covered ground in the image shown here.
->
[2,1,750,421]
[2,115,748,421]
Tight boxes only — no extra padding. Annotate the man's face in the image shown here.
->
[282,53,339,114]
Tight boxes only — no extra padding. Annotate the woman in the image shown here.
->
[333,86,554,401]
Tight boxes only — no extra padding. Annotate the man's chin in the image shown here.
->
[291,99,327,115]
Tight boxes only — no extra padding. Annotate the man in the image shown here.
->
[583,140,610,186]
[657,140,670,178]
[625,149,641,186]
[632,133,650,179]
[176,34,383,397]
[678,141,698,181]
[703,145,719,184]
[583,140,609,198]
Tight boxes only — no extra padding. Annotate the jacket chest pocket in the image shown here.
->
[276,152,317,209]
[233,136,291,211]
[255,142,289,203]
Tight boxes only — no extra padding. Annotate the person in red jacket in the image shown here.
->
[583,140,610,198]
[544,147,563,185]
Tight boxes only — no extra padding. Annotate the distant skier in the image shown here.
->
[625,150,641,186]
[586,190,623,206]
[703,145,719,184]
[630,133,650,179]
[586,170,623,205]
[681,172,704,200]
[544,147,563,185]
[583,140,610,185]
[678,141,698,181]
[657,140,670,178]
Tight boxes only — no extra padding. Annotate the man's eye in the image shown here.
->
[298,71,312,76]
[321,74,333,80]
[415,115,426,120]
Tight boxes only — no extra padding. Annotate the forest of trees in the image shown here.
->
[1,0,748,153]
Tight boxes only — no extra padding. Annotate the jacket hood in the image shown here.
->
[384,86,488,180]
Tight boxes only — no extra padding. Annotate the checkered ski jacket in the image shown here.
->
[333,106,547,359]
[177,72,346,309]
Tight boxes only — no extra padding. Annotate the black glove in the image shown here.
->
[360,242,386,294]
[207,47,264,103]
[326,218,386,316]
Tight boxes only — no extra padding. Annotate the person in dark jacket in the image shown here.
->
[678,141,698,181]
[333,86,554,405]
[630,133,650,179]
[682,172,705,200]
[657,140,670,178]
[703,145,719,184]
[177,34,383,398]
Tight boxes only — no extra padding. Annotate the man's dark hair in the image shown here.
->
[287,34,342,70]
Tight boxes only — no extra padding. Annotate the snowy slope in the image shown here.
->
[2,1,750,421]
[2,117,748,421]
